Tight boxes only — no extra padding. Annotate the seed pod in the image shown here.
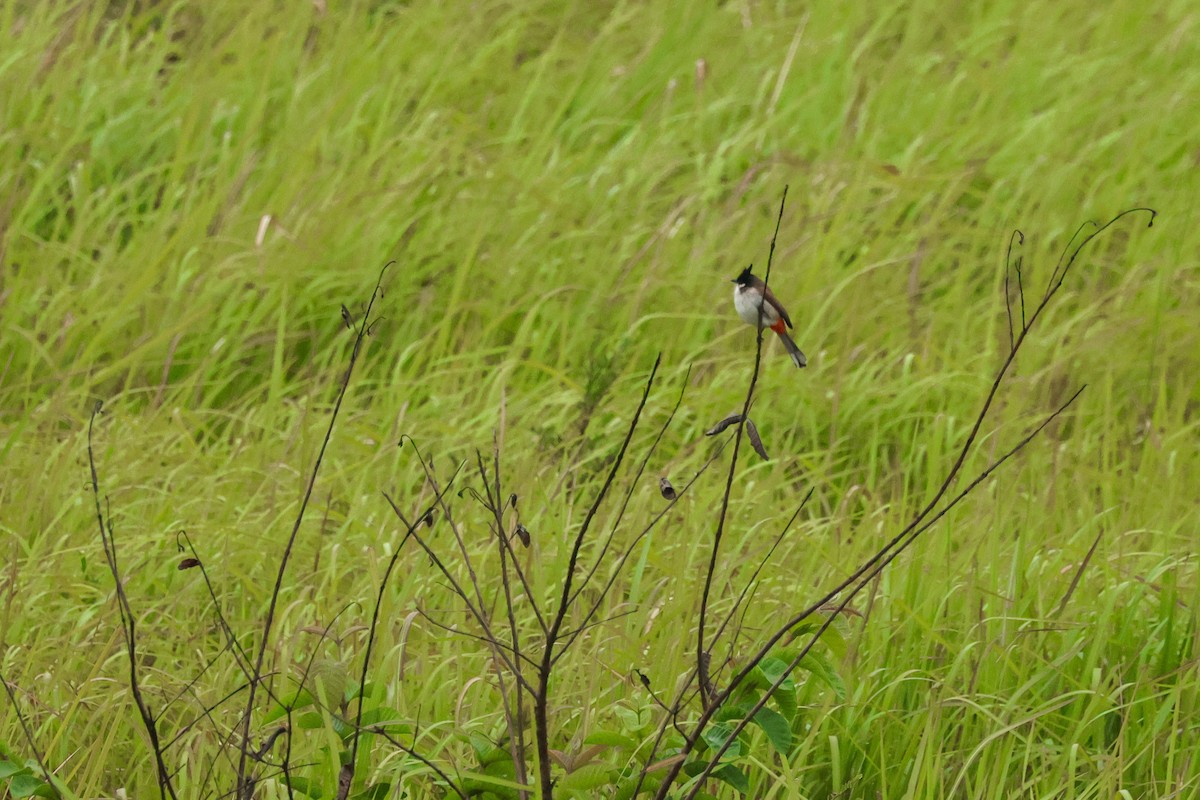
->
[705,412,743,436]
[177,557,200,570]
[514,523,531,548]
[659,477,677,501]
[746,418,769,461]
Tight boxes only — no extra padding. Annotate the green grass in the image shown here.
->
[1,0,1197,798]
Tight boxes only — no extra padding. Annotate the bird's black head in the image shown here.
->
[731,265,754,286]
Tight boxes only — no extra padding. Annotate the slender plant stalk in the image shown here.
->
[651,207,1155,799]
[696,186,788,708]
[533,354,661,797]
[235,265,390,797]
[88,404,179,800]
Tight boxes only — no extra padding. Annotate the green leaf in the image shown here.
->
[613,705,651,733]
[820,614,852,659]
[583,731,638,750]
[482,758,516,780]
[330,714,353,741]
[796,650,847,701]
[756,657,796,692]
[282,776,326,799]
[660,732,685,753]
[467,731,494,757]
[460,764,522,800]
[0,761,29,779]
[558,764,614,794]
[362,681,383,701]
[613,774,660,800]
[307,658,350,709]
[770,680,798,721]
[9,774,49,799]
[713,701,752,723]
[751,706,792,754]
[700,722,742,761]
[43,776,78,800]
[788,620,819,639]
[263,688,315,723]
[350,783,391,800]
[356,707,410,732]
[296,710,325,729]
[711,764,750,794]
[465,731,512,766]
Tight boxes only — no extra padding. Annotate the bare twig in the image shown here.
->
[554,438,731,665]
[342,473,466,800]
[697,185,789,707]
[477,445,531,798]
[568,366,692,607]
[711,488,814,651]
[683,387,1088,795]
[381,490,536,695]
[0,670,54,787]
[651,207,1155,799]
[1055,527,1106,617]
[414,608,541,669]
[533,353,661,797]
[370,727,469,800]
[88,403,179,800]
[174,531,290,711]
[235,263,391,797]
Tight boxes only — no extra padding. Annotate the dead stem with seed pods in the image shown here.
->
[44,187,1154,800]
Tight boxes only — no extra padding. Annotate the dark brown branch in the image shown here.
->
[697,186,789,707]
[1055,526,1105,617]
[235,264,391,797]
[474,452,547,636]
[476,446,531,799]
[653,207,1154,799]
[533,353,661,798]
[381,491,536,695]
[370,727,469,800]
[88,403,179,800]
[553,439,731,665]
[1004,229,1024,351]
[0,670,54,788]
[343,468,465,799]
[568,366,692,607]
[683,386,1087,794]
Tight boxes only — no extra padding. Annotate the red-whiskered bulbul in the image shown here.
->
[732,266,807,368]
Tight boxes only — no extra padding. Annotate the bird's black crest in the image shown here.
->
[731,265,754,285]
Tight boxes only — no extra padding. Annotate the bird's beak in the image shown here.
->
[730,277,738,283]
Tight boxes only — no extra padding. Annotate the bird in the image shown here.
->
[731,266,807,368]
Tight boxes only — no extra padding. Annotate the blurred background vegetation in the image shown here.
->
[0,1,1196,797]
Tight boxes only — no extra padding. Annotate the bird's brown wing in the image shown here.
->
[762,284,793,329]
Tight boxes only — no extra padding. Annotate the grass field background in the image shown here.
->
[1,1,1197,797]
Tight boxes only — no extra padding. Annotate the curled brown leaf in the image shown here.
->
[746,418,769,461]
[705,412,743,436]
[659,477,677,500]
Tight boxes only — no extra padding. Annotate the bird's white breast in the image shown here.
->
[734,286,779,327]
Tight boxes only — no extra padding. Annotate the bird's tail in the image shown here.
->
[777,331,807,368]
